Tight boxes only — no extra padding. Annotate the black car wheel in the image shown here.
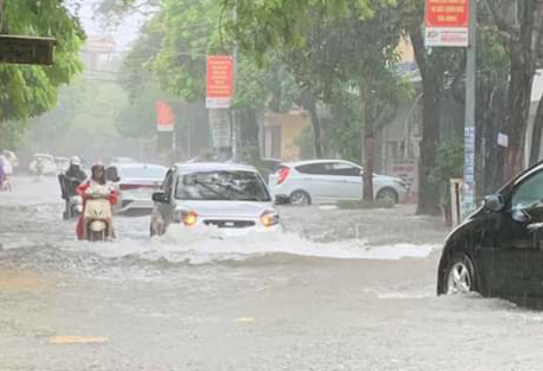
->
[290,190,311,206]
[444,252,477,295]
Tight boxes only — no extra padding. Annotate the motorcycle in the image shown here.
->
[58,175,83,220]
[82,184,115,241]
[0,178,11,192]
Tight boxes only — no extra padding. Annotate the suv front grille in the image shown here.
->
[203,220,256,229]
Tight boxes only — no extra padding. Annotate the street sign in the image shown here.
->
[209,109,231,148]
[156,101,174,132]
[425,0,469,47]
[0,35,56,65]
[206,55,234,109]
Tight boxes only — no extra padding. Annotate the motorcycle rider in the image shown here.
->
[76,163,118,240]
[64,157,87,194]
[60,157,87,219]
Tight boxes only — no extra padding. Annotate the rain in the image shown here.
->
[2,0,543,370]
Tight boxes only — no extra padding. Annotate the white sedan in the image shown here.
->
[268,159,408,206]
[105,163,168,215]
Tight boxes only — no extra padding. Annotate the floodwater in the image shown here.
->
[0,176,542,371]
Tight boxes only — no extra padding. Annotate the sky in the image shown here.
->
[74,0,145,51]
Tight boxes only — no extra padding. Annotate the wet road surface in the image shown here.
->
[1,176,542,371]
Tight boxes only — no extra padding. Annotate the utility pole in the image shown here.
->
[231,6,239,163]
[463,0,477,217]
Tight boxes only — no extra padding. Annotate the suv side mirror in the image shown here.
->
[274,194,291,205]
[105,167,120,183]
[484,194,505,212]
[152,191,168,203]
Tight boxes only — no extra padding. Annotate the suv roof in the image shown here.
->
[174,162,258,173]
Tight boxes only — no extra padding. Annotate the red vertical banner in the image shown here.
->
[425,0,469,47]
[206,55,234,109]
[156,101,174,132]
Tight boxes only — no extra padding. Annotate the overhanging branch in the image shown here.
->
[484,0,520,38]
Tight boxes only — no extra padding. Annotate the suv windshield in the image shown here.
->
[175,170,271,202]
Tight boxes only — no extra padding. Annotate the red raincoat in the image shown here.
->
[76,180,118,240]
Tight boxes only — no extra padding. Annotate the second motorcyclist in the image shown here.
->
[60,157,87,219]
[65,157,87,184]
[76,163,118,240]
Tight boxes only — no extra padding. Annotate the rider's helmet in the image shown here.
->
[70,156,82,167]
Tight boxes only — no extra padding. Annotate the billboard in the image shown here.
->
[206,55,234,109]
[156,101,174,132]
[425,0,469,47]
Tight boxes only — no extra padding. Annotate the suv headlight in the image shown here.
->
[260,210,280,227]
[174,210,198,226]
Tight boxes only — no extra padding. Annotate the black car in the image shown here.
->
[437,162,543,300]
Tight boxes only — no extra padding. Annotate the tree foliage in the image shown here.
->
[0,0,85,148]
[224,0,384,59]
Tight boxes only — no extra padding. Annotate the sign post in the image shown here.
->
[206,55,235,157]
[425,0,476,219]
[0,35,56,65]
[206,56,234,109]
[156,101,175,154]
[156,101,175,133]
[425,0,470,47]
[462,0,476,217]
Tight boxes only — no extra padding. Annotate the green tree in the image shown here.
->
[228,0,408,201]
[394,0,465,214]
[114,0,301,160]
[484,0,543,178]
[0,0,85,148]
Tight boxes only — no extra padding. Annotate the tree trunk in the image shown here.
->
[363,88,374,202]
[486,0,543,179]
[308,103,323,159]
[504,53,535,180]
[416,77,441,215]
[239,108,260,148]
[409,28,441,215]
[529,95,543,166]
[481,86,508,195]
[301,89,323,159]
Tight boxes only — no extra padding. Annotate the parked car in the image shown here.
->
[55,157,70,173]
[105,163,168,214]
[110,157,136,165]
[150,163,290,237]
[268,159,408,206]
[29,154,57,175]
[437,161,543,300]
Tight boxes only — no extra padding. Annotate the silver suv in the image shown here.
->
[150,163,290,237]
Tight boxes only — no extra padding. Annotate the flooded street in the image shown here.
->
[1,176,543,371]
